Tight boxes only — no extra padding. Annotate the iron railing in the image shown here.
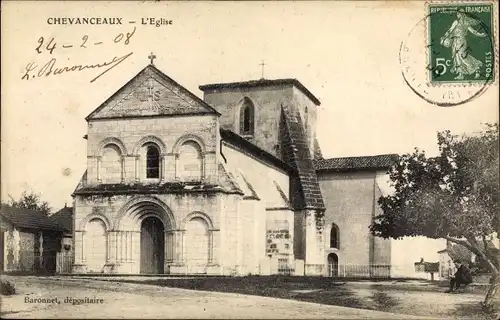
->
[328,264,391,278]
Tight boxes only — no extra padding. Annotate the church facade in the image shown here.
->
[71,61,395,276]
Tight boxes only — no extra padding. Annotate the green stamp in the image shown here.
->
[428,2,495,84]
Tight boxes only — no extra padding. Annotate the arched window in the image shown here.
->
[146,145,160,178]
[330,223,339,249]
[239,97,255,136]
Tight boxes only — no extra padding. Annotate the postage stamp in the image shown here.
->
[427,2,495,85]
[400,1,498,106]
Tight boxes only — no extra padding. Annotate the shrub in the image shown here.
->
[0,279,16,295]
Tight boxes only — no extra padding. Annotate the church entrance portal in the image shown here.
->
[140,216,165,274]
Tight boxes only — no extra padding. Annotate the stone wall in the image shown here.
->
[203,85,292,158]
[18,231,35,272]
[74,191,275,276]
[372,181,391,266]
[318,171,378,267]
[0,219,49,273]
[222,141,290,204]
[203,84,319,159]
[85,115,219,185]
[222,138,292,275]
[73,192,223,274]
[265,211,294,259]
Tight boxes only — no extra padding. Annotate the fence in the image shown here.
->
[57,251,74,274]
[328,264,391,278]
[2,251,74,275]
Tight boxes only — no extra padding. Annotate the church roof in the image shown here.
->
[199,78,321,106]
[280,102,325,211]
[314,154,398,173]
[220,128,295,174]
[0,204,67,232]
[86,64,220,121]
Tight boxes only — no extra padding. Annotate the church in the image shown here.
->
[71,56,396,276]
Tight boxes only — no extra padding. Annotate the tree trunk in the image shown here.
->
[483,273,500,315]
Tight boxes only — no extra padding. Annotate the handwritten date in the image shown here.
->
[35,27,136,54]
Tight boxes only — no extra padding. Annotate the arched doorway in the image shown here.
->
[140,216,165,274]
[328,253,339,277]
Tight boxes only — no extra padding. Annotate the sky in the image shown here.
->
[1,1,498,211]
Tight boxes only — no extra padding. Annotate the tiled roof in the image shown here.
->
[50,206,73,232]
[220,128,294,174]
[199,78,321,106]
[314,154,398,172]
[0,204,66,232]
[280,103,325,210]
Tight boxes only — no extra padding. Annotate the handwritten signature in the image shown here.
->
[21,52,133,83]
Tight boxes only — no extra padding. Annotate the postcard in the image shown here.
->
[1,1,499,319]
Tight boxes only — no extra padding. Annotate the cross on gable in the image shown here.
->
[148,52,156,65]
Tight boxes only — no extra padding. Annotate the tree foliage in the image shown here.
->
[6,190,51,216]
[370,123,499,273]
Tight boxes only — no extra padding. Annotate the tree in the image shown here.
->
[370,123,499,313]
[6,191,51,215]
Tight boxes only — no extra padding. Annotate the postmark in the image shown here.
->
[400,1,498,107]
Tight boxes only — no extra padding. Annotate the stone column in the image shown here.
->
[72,230,87,273]
[208,230,214,264]
[174,154,180,181]
[173,230,184,264]
[107,231,118,263]
[116,231,134,263]
[160,154,167,182]
[120,156,125,183]
[201,154,206,181]
[134,156,140,182]
[96,157,102,183]
[116,231,123,263]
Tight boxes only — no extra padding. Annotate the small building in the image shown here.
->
[0,204,70,274]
